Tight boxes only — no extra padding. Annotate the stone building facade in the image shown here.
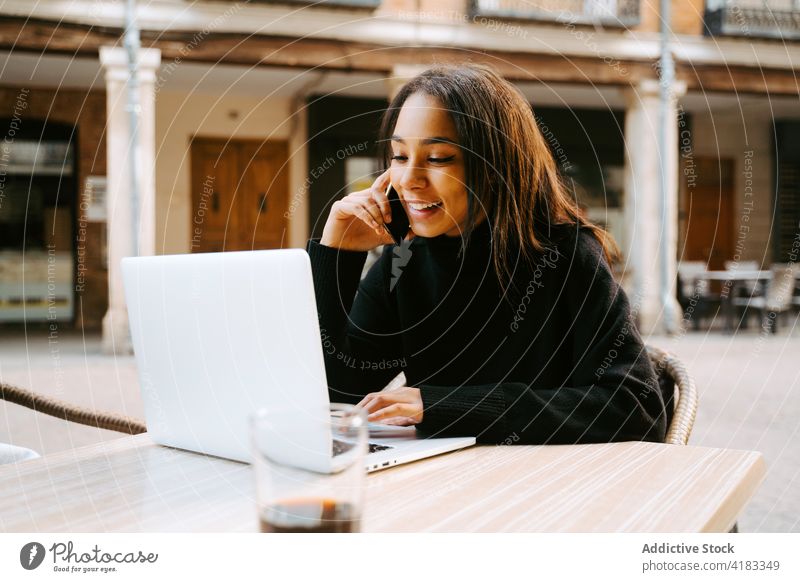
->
[0,0,797,343]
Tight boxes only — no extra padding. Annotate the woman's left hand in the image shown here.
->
[355,387,423,426]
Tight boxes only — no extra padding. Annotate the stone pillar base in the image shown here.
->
[101,307,133,355]
[637,300,682,339]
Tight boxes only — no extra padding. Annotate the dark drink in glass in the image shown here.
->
[259,497,360,533]
[251,404,367,535]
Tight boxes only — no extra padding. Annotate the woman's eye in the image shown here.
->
[391,155,455,164]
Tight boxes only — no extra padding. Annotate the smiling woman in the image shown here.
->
[307,63,668,445]
[385,111,473,239]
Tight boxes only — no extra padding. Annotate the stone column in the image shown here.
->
[287,97,309,249]
[99,46,160,354]
[622,79,686,336]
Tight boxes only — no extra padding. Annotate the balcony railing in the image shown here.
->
[705,0,800,40]
[249,0,380,7]
[472,0,641,27]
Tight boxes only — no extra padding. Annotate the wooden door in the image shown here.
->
[190,138,289,252]
[682,157,734,270]
[239,141,289,250]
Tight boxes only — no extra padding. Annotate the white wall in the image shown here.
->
[154,90,307,254]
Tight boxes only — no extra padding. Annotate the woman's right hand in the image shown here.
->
[320,170,396,252]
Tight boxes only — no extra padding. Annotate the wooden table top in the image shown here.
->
[0,434,765,533]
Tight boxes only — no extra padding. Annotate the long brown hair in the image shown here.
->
[377,63,619,298]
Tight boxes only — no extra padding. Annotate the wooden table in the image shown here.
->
[0,434,765,533]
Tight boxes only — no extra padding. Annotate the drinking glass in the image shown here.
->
[250,403,367,533]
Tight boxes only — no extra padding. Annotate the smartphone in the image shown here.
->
[383,183,410,245]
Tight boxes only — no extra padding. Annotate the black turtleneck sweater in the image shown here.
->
[306,219,668,445]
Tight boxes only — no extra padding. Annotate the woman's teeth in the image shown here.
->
[409,201,441,210]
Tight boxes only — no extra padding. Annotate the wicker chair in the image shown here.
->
[0,382,146,436]
[646,345,698,446]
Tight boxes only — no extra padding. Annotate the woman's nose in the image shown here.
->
[398,161,427,191]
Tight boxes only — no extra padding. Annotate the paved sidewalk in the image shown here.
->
[1,321,797,532]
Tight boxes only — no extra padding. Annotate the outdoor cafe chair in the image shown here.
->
[725,261,767,327]
[771,263,800,315]
[676,261,717,330]
[732,264,797,333]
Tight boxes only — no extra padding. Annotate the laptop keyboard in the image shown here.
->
[332,439,392,457]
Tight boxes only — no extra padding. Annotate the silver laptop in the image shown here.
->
[121,249,475,473]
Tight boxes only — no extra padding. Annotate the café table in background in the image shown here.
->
[692,270,772,332]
